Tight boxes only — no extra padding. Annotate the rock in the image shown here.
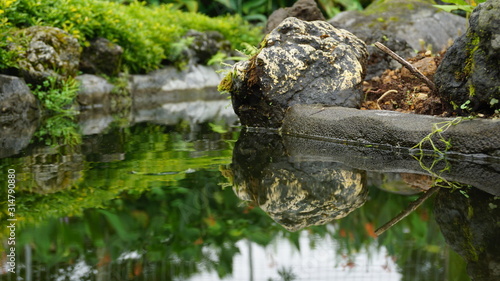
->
[222,17,368,128]
[0,75,40,158]
[265,0,325,34]
[131,64,223,95]
[9,26,81,84]
[282,104,500,156]
[76,74,114,108]
[329,0,466,78]
[183,30,232,65]
[79,37,123,76]
[434,0,500,115]
[434,188,500,281]
[229,130,367,231]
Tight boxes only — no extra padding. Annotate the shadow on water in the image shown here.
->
[0,100,499,280]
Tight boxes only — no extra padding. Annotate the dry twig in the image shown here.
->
[374,42,437,93]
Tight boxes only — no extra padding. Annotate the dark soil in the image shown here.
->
[361,50,447,116]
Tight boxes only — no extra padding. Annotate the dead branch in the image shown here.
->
[374,42,437,93]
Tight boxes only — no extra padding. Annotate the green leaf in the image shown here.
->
[433,4,474,13]
[98,209,133,241]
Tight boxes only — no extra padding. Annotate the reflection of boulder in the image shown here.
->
[434,188,500,281]
[231,130,367,231]
[23,145,84,194]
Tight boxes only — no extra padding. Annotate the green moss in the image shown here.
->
[364,0,419,16]
[218,70,236,94]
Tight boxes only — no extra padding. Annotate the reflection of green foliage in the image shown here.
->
[2,122,236,226]
[0,121,468,280]
[11,170,281,279]
[32,115,82,146]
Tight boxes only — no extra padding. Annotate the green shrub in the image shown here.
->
[1,0,262,74]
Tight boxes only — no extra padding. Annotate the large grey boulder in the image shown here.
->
[0,75,40,158]
[434,0,500,115]
[222,17,368,128]
[9,26,81,84]
[329,0,466,78]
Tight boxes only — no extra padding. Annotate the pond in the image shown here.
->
[1,90,499,281]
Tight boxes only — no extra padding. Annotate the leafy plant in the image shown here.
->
[31,76,80,114]
[412,117,467,156]
[434,0,486,15]
[318,0,363,18]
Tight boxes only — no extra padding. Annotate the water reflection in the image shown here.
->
[1,106,499,280]
[229,130,367,231]
[435,187,500,281]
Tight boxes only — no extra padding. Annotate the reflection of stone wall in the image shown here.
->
[434,188,500,281]
[231,130,367,231]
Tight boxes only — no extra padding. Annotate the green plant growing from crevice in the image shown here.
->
[215,41,262,96]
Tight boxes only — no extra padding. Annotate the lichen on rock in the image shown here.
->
[223,17,368,128]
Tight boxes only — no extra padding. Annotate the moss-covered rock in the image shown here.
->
[9,26,81,85]
[434,0,500,115]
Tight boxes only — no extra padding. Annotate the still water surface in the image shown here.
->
[1,96,498,281]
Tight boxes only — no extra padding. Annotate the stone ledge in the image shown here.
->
[281,104,500,157]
